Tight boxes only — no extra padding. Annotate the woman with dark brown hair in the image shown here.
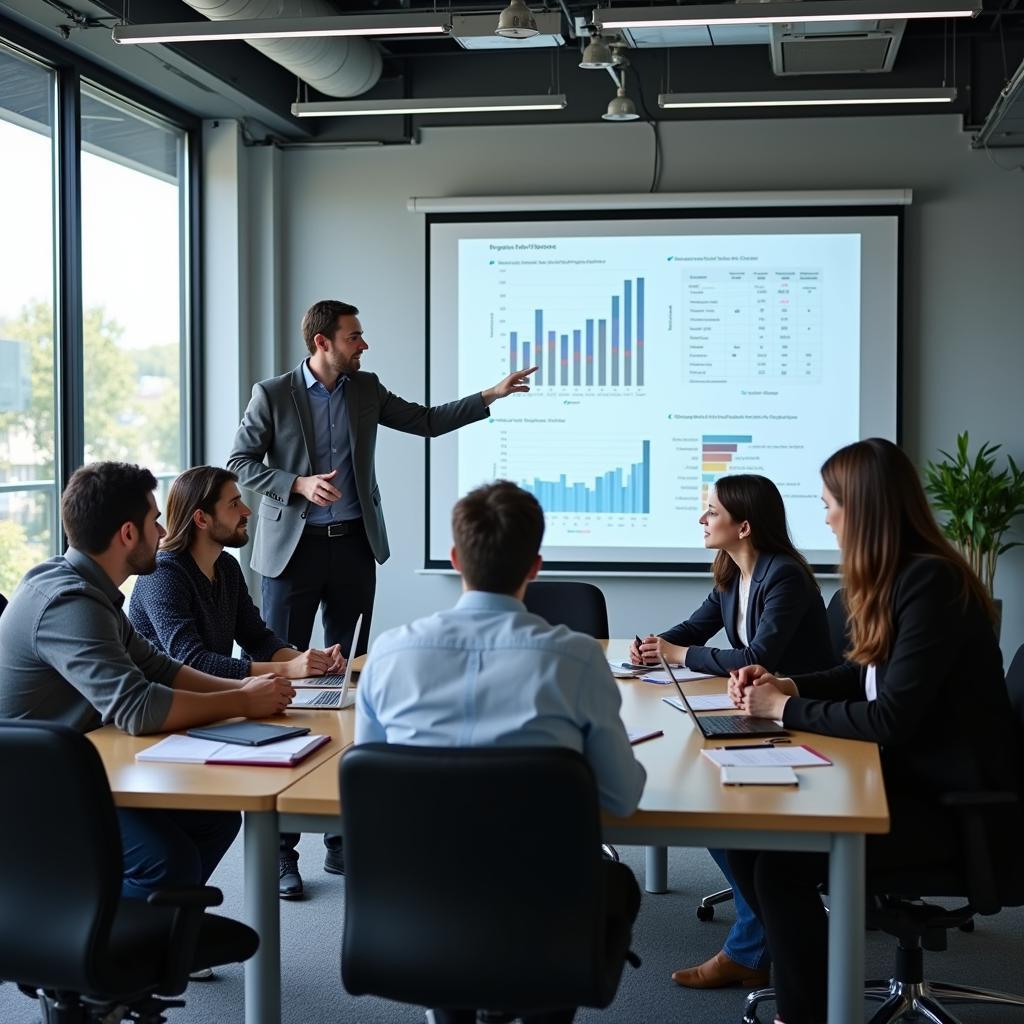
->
[632,474,836,991]
[727,438,1020,1024]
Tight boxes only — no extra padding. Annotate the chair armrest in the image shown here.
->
[146,886,224,994]
[147,886,223,910]
[939,790,1021,915]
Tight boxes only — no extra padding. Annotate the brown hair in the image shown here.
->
[710,474,817,593]
[301,300,359,354]
[452,481,544,594]
[821,437,993,665]
[61,462,157,554]
[161,466,238,554]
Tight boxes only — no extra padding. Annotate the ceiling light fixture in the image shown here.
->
[579,34,614,68]
[593,0,979,32]
[495,0,540,38]
[453,11,563,48]
[658,87,958,108]
[111,12,450,45]
[291,95,568,117]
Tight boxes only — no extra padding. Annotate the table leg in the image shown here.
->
[644,845,668,893]
[244,810,281,1024]
[827,832,865,1024]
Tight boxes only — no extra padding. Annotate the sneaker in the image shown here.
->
[279,857,303,899]
[323,845,346,875]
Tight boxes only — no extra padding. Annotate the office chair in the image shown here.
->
[825,588,849,663]
[0,720,259,1024]
[340,744,640,1022]
[523,582,609,639]
[743,643,1024,1024]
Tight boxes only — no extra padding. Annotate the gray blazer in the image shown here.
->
[227,363,489,577]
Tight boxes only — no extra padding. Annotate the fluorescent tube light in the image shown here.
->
[658,88,958,108]
[112,13,450,45]
[291,95,568,117]
[594,0,979,30]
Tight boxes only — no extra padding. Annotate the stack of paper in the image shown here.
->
[702,746,832,768]
[137,733,329,767]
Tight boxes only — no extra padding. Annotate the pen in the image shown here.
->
[661,696,687,713]
[711,741,791,750]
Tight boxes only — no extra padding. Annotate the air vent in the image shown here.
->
[771,22,906,74]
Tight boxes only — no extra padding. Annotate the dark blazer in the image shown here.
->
[784,556,1021,802]
[660,552,835,677]
[227,364,488,576]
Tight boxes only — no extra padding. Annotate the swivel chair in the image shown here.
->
[0,720,258,1024]
[743,643,1024,1024]
[340,744,640,1022]
[523,581,609,639]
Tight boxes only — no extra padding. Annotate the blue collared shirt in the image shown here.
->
[355,591,646,817]
[301,359,362,524]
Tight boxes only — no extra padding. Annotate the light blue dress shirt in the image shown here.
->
[355,591,647,817]
[301,359,362,524]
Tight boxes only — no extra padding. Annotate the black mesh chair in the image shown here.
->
[826,588,850,663]
[743,644,1024,1024]
[0,720,259,1024]
[340,744,640,1022]
[523,582,609,639]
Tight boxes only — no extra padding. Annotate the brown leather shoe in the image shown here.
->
[671,949,770,989]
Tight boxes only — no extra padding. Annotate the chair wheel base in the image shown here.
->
[696,905,715,922]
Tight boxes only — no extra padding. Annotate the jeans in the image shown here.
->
[709,848,770,971]
[118,808,241,901]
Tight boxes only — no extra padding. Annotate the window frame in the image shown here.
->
[0,15,201,553]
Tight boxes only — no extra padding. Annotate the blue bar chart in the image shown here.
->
[505,277,646,390]
[520,440,651,515]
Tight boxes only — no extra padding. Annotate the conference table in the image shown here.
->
[92,643,889,1024]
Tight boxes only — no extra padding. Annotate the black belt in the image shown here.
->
[304,519,362,538]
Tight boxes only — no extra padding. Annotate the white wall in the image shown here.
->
[217,114,1024,659]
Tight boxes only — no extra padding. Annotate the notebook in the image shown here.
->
[289,614,362,710]
[660,655,788,739]
[137,732,329,767]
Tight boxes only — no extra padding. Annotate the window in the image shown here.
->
[0,43,57,594]
[0,26,196,595]
[81,84,190,511]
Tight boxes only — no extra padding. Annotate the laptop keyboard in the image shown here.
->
[700,715,782,735]
[301,690,343,707]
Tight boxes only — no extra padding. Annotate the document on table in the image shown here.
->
[684,693,736,711]
[137,733,329,767]
[641,668,716,684]
[702,745,832,768]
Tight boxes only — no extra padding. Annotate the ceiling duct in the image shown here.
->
[178,0,382,97]
[769,20,906,74]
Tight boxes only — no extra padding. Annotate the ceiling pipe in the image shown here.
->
[178,0,383,97]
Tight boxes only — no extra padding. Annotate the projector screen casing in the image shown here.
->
[425,206,902,574]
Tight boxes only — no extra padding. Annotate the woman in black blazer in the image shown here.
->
[632,474,836,991]
[727,438,1021,1024]
[632,475,835,678]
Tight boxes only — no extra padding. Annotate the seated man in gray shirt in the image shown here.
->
[356,481,645,1024]
[0,462,295,900]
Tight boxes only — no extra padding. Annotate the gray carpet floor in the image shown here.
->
[4,835,1023,1024]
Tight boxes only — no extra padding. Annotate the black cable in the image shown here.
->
[632,71,663,193]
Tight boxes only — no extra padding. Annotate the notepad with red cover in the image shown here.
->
[137,733,329,767]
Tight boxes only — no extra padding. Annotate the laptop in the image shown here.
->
[660,655,788,739]
[288,615,363,710]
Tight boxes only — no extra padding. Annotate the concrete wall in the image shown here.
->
[213,114,1024,660]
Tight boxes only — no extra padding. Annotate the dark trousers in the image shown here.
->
[263,525,375,858]
[727,799,956,1024]
[433,861,641,1024]
[260,525,375,656]
[118,807,241,901]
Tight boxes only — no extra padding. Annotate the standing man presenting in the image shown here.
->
[228,299,534,893]
[228,299,535,658]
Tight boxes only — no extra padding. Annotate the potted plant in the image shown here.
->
[924,433,1024,628]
